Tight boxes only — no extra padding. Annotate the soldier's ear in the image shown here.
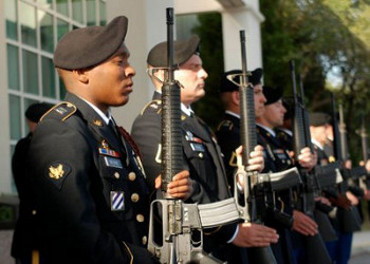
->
[73,69,89,84]
[232,90,240,106]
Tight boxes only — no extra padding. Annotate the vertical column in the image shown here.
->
[0,0,12,194]
[106,0,174,130]
[221,7,265,73]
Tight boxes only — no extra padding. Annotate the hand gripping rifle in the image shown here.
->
[233,30,277,264]
[147,8,240,263]
[289,60,332,264]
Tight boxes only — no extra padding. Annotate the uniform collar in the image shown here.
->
[257,123,276,137]
[312,138,324,150]
[79,97,112,125]
[181,103,194,117]
[225,110,240,119]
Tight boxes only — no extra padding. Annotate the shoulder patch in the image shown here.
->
[217,120,233,131]
[140,99,162,115]
[40,101,77,122]
[46,162,71,190]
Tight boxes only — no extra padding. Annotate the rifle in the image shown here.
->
[329,99,363,232]
[234,30,277,263]
[147,8,241,263]
[289,60,332,264]
[359,115,370,189]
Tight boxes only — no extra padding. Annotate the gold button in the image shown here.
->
[136,214,144,223]
[142,236,147,245]
[198,153,204,158]
[114,172,120,179]
[32,210,37,215]
[131,193,140,203]
[128,172,136,181]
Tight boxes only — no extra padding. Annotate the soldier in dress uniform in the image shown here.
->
[217,71,317,264]
[11,16,192,264]
[131,36,279,263]
[312,113,361,264]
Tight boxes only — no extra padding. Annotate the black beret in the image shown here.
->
[309,112,331,127]
[220,68,263,93]
[54,16,128,70]
[147,35,200,67]
[25,103,54,123]
[249,68,263,86]
[263,85,283,105]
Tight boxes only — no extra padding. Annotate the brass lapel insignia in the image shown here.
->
[49,164,65,180]
[94,119,103,127]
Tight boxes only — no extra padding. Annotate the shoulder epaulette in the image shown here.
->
[217,120,234,131]
[140,99,162,115]
[40,101,77,122]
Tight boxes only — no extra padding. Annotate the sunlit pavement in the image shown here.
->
[349,231,370,264]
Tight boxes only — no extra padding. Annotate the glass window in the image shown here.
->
[86,0,97,26]
[23,50,39,95]
[9,95,21,141]
[39,11,54,53]
[72,0,84,24]
[20,1,37,47]
[5,0,18,40]
[7,45,20,91]
[10,145,17,193]
[56,0,69,17]
[37,0,54,9]
[42,57,56,98]
[99,0,106,26]
[57,19,69,40]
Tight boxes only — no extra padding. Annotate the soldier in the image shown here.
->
[11,16,192,264]
[131,36,278,263]
[217,72,318,264]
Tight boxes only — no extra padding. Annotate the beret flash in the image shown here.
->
[54,16,128,70]
[263,85,284,105]
[220,68,264,93]
[309,112,331,127]
[147,35,200,67]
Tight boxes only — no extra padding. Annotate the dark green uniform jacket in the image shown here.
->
[12,93,156,264]
[131,92,238,257]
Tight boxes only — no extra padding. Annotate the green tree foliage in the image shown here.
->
[191,12,225,130]
[260,0,370,162]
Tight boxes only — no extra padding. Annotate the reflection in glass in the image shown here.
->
[23,50,39,95]
[57,19,69,40]
[37,0,54,9]
[42,57,56,98]
[24,98,39,134]
[20,2,37,47]
[9,95,21,140]
[72,0,84,24]
[86,0,97,26]
[5,0,18,40]
[56,0,69,17]
[39,11,54,52]
[7,45,20,91]
[100,0,106,26]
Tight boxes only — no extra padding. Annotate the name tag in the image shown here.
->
[190,142,205,152]
[104,156,123,169]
